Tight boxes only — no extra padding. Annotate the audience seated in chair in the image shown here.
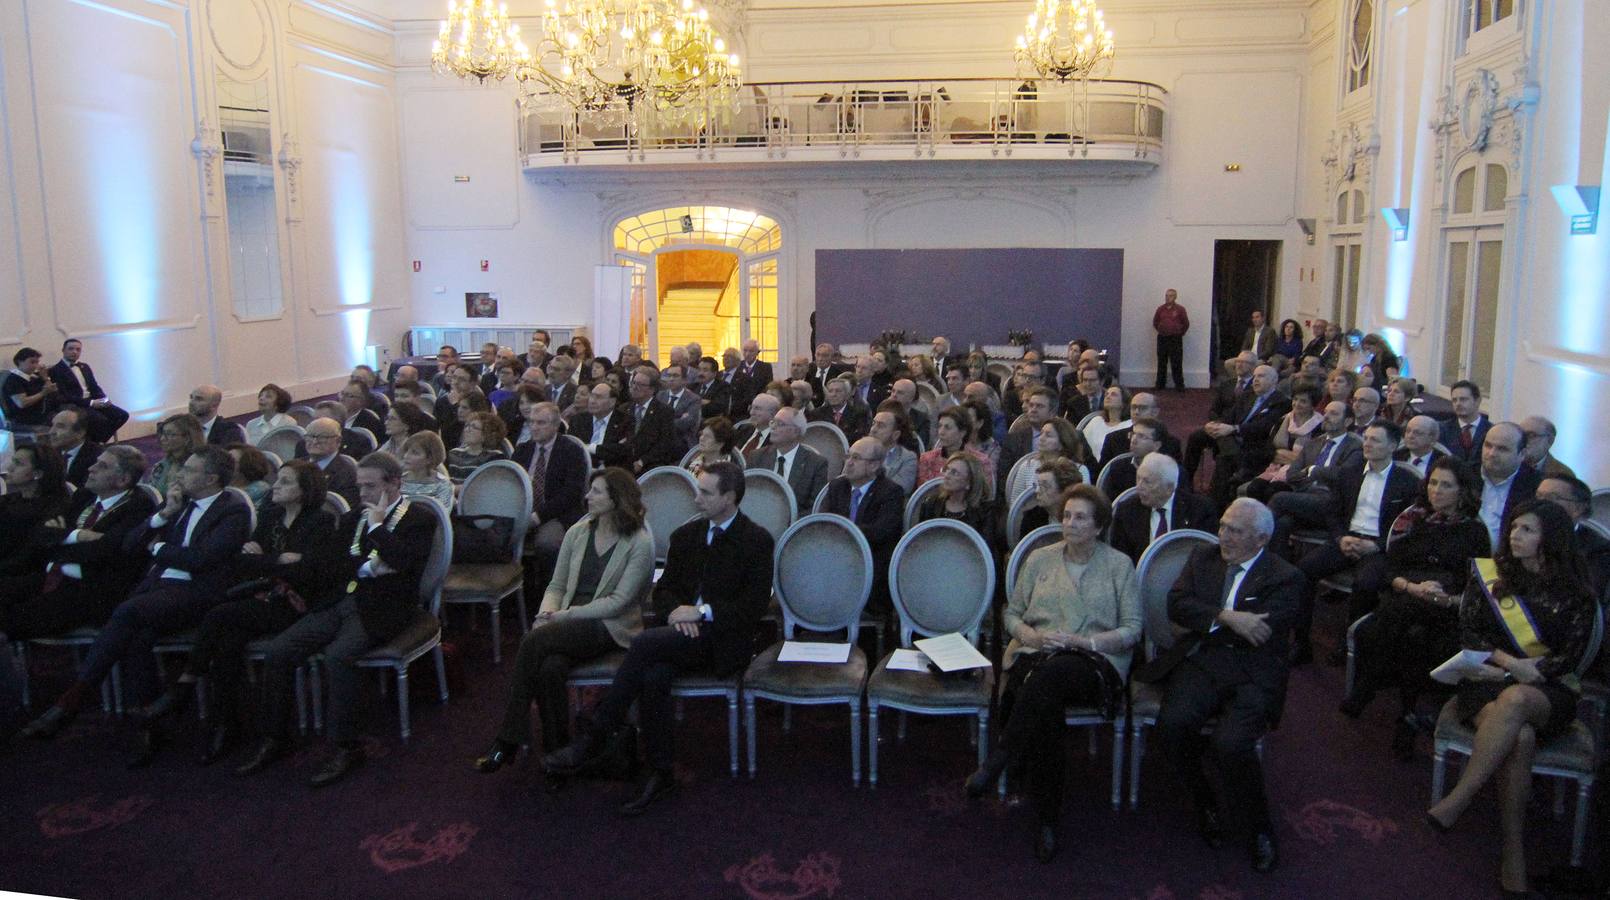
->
[920,406,994,488]
[236,451,439,787]
[569,381,632,465]
[1439,380,1491,465]
[301,417,360,507]
[544,462,774,815]
[246,384,296,447]
[1535,475,1610,597]
[821,437,907,618]
[398,431,454,511]
[996,386,1058,491]
[620,366,685,474]
[1264,401,1360,540]
[1391,414,1446,479]
[686,415,742,477]
[0,444,72,577]
[143,413,204,498]
[1475,422,1541,550]
[511,399,590,589]
[22,446,252,767]
[379,399,433,457]
[806,377,870,444]
[967,484,1139,863]
[1183,364,1291,508]
[225,443,275,509]
[48,339,129,443]
[47,407,102,492]
[747,406,829,517]
[4,347,60,433]
[476,468,655,787]
[188,385,245,447]
[446,411,508,483]
[1109,454,1217,564]
[658,364,704,450]
[1100,417,1170,499]
[135,460,340,765]
[916,453,993,547]
[1006,415,1088,505]
[867,402,919,496]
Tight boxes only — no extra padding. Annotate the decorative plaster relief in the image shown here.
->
[863,186,1075,247]
[207,0,269,72]
[277,131,303,220]
[192,114,224,215]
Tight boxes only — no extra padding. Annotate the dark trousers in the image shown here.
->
[1268,489,1334,559]
[1157,650,1275,834]
[1155,334,1184,389]
[498,618,617,750]
[260,598,376,743]
[1295,538,1388,652]
[1182,429,1236,483]
[589,625,713,770]
[1352,595,1459,712]
[998,653,1109,824]
[82,403,130,443]
[0,574,110,641]
[80,580,210,706]
[189,597,301,729]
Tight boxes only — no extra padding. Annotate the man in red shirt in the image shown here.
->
[1153,288,1190,390]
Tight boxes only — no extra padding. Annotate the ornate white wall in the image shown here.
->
[0,0,410,434]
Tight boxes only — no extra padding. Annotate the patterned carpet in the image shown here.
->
[2,388,1586,899]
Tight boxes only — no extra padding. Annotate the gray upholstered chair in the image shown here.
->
[257,425,305,463]
[441,461,532,663]
[901,478,944,532]
[1095,451,1132,497]
[739,468,797,544]
[1003,486,1039,551]
[866,519,996,787]
[287,405,318,428]
[637,466,699,566]
[742,514,874,784]
[801,421,849,478]
[1342,507,1416,696]
[1588,487,1610,532]
[323,492,351,518]
[1431,603,1604,865]
[1126,528,1220,809]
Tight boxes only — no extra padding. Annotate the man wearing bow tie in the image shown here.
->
[48,339,129,443]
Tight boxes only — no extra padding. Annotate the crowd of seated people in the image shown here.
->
[2,326,1605,896]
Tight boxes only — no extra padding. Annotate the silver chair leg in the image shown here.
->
[977,712,989,769]
[396,665,412,741]
[726,690,740,778]
[294,666,308,735]
[745,697,758,779]
[850,699,862,787]
[1110,725,1126,811]
[433,646,450,703]
[489,600,503,665]
[14,644,28,710]
[1430,748,1447,803]
[310,662,324,733]
[1130,724,1146,809]
[514,588,529,635]
[1572,778,1592,866]
[868,704,880,788]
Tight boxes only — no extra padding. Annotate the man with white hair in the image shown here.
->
[1391,414,1445,479]
[1186,364,1291,506]
[807,376,871,443]
[728,339,773,417]
[1108,453,1216,563]
[1518,415,1574,480]
[930,335,959,381]
[746,406,828,516]
[684,341,703,363]
[1140,497,1303,875]
[733,392,780,456]
[806,342,847,406]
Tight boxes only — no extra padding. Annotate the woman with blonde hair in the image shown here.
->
[398,431,454,509]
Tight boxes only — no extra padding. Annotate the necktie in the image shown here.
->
[849,485,865,521]
[1317,438,1337,468]
[635,404,647,428]
[1241,394,1263,424]
[43,502,104,593]
[529,445,547,511]
[833,407,843,425]
[1153,508,1168,541]
[775,453,786,476]
[708,524,725,545]
[551,385,561,402]
[1413,456,1424,471]
[1460,423,1473,449]
[1222,563,1243,609]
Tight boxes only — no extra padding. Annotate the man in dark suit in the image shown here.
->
[694,356,733,421]
[239,452,437,785]
[1145,498,1303,874]
[850,355,892,412]
[727,339,774,418]
[1292,422,1422,662]
[658,363,704,449]
[821,437,907,616]
[807,343,849,406]
[511,399,588,587]
[1109,454,1217,563]
[46,407,102,488]
[1266,402,1363,547]
[621,367,684,473]
[545,354,580,414]
[1476,421,1541,550]
[747,407,829,516]
[1096,392,1173,469]
[545,462,774,814]
[21,447,252,759]
[1059,364,1103,423]
[1537,475,1610,597]
[48,338,129,442]
[499,369,548,440]
[1240,310,1276,360]
[889,379,931,450]
[0,445,155,641]
[997,387,1060,494]
[1099,417,1172,498]
[1205,352,1258,424]
[930,336,964,383]
[188,385,246,447]
[340,381,387,450]
[1188,365,1291,507]
[1439,379,1491,464]
[732,393,781,458]
[1391,414,1446,479]
[569,382,633,467]
[806,377,870,444]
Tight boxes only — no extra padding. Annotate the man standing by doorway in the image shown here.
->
[1153,289,1189,391]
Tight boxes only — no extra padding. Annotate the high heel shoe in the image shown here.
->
[1424,811,1452,834]
[964,748,1010,798]
[474,739,519,774]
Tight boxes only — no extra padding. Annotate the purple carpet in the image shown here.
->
[2,389,1574,899]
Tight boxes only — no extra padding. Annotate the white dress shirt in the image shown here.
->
[774,445,798,480]
[1347,462,1393,538]
[1480,469,1519,547]
[150,490,224,581]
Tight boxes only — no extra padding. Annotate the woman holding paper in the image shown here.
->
[966,483,1140,863]
[1424,500,1595,896]
[1341,457,1489,758]
[474,468,654,787]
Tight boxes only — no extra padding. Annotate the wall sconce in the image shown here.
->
[1380,207,1410,241]
[1550,185,1600,235]
[1297,218,1316,245]
[1224,163,1241,172]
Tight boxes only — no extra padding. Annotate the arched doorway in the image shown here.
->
[612,206,782,364]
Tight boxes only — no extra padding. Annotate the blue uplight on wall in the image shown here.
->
[93,125,162,419]
[329,149,374,365]
[1551,185,1600,235]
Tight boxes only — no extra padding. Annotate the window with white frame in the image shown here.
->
[1346,0,1374,94]
[1438,161,1509,389]
[1330,186,1367,330]
[1460,0,1519,53]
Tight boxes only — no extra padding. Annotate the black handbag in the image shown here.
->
[451,514,514,563]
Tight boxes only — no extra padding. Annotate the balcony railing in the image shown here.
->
[520,77,1166,171]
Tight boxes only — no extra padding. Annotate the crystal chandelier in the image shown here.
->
[517,0,742,122]
[1014,0,1115,83]
[431,0,532,84]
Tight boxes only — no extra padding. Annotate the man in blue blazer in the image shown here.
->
[1437,379,1491,464]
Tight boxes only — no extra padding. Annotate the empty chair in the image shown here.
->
[1125,528,1220,808]
[347,427,378,455]
[1591,487,1610,532]
[637,466,699,565]
[287,406,318,428]
[800,421,849,478]
[739,469,797,544]
[867,519,996,787]
[743,514,874,784]
[257,426,304,466]
[441,461,533,663]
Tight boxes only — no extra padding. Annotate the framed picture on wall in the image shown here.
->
[465,292,499,318]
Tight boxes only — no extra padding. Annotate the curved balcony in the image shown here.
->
[520,77,1165,176]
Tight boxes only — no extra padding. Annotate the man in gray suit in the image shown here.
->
[746,406,829,516]
[1266,401,1362,556]
[1240,310,1276,360]
[657,363,704,452]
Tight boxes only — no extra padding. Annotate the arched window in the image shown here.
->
[1346,0,1374,94]
[1437,160,1508,389]
[1459,0,1520,54]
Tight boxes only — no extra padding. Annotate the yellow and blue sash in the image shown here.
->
[1472,558,1550,659]
[346,497,411,594]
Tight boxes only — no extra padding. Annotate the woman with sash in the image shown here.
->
[1425,500,1595,896]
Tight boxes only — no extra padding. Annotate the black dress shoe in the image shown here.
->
[619,769,678,816]
[1338,689,1373,719]
[964,749,1010,799]
[1390,720,1417,761]
[309,745,365,788]
[475,739,519,774]
[200,726,239,766]
[1196,805,1225,849]
[1250,832,1279,873]
[127,726,167,769]
[234,737,291,777]
[134,682,194,723]
[1033,824,1058,864]
[20,706,74,740]
[542,735,598,775]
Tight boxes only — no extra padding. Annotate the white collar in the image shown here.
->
[1484,468,1519,490]
[708,512,738,533]
[190,490,223,513]
[93,489,130,509]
